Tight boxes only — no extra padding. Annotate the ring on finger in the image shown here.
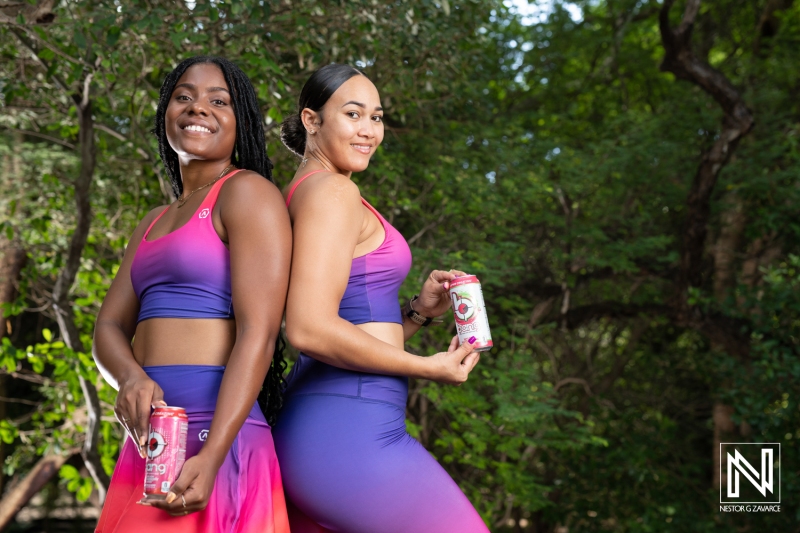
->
[181,494,186,508]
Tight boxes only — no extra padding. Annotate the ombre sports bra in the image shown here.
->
[130,170,243,323]
[286,170,412,325]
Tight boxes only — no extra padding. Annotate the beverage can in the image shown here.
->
[449,275,493,352]
[143,406,188,500]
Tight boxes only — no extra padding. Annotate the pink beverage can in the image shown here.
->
[143,406,188,500]
[449,275,493,352]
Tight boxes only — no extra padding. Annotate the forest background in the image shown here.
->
[0,0,798,532]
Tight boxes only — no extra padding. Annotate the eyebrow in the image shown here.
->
[342,100,383,112]
[174,83,230,94]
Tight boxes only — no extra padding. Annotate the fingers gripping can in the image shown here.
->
[449,275,493,352]
[143,406,188,499]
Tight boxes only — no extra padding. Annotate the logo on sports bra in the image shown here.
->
[198,208,210,219]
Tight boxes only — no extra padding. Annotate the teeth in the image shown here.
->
[185,125,211,133]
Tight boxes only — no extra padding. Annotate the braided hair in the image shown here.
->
[153,56,286,425]
[154,55,274,196]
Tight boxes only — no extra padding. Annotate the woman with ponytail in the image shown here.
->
[273,64,489,532]
[92,56,291,532]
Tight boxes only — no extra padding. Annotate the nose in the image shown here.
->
[186,99,209,116]
[358,118,376,139]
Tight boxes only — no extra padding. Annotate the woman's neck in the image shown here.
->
[302,150,351,179]
[179,159,235,193]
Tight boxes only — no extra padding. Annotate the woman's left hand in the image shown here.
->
[144,455,221,516]
[413,269,468,319]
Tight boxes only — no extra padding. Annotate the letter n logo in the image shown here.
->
[720,443,780,504]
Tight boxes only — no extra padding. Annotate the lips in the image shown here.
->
[184,124,212,133]
[351,144,373,154]
[180,120,215,134]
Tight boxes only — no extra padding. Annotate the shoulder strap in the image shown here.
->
[285,169,328,206]
[201,168,245,209]
[143,206,170,239]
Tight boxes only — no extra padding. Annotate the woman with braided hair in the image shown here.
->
[93,56,291,532]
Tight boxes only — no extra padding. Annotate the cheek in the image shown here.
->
[165,103,182,125]
[219,112,237,144]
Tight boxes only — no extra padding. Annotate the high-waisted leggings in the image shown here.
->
[273,354,489,533]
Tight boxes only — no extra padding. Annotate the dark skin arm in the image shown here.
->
[93,206,168,455]
[149,172,291,515]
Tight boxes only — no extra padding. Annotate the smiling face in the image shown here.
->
[307,75,384,173]
[165,63,236,165]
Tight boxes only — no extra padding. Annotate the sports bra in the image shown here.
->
[286,170,412,325]
[130,170,243,322]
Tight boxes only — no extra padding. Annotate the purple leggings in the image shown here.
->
[273,354,488,533]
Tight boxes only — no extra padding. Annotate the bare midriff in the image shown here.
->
[132,318,236,367]
[356,322,404,350]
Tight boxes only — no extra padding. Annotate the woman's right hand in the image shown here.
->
[114,373,167,458]
[427,336,481,384]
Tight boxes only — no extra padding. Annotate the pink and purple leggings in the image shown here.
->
[273,354,489,533]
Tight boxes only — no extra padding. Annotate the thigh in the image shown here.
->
[274,395,488,533]
[98,419,289,533]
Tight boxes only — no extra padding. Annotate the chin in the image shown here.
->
[348,157,372,173]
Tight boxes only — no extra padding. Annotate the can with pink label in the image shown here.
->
[449,275,493,352]
[143,406,188,499]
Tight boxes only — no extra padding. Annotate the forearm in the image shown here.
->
[402,315,423,342]
[92,320,147,391]
[291,317,435,379]
[198,329,272,468]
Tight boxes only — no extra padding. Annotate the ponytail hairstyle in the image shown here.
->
[280,64,365,157]
[153,56,287,425]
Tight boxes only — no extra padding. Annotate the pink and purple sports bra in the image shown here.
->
[285,170,412,325]
[130,170,243,322]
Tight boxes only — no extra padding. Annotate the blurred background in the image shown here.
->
[0,0,798,531]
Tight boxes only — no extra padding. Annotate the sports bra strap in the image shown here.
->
[142,168,244,239]
[286,169,328,206]
[203,168,245,208]
[143,206,170,239]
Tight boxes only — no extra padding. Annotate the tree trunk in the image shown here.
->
[0,128,28,499]
[709,192,746,486]
[8,27,108,505]
[49,79,109,503]
[0,237,27,497]
[0,453,74,530]
[658,0,756,493]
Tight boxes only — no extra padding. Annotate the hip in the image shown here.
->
[283,353,409,409]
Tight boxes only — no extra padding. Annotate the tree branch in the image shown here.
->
[659,0,754,308]
[0,452,76,530]
[1,126,75,150]
[564,302,669,329]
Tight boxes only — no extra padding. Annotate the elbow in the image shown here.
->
[284,306,331,354]
[285,320,315,353]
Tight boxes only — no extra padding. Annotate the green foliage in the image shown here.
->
[1,0,799,530]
